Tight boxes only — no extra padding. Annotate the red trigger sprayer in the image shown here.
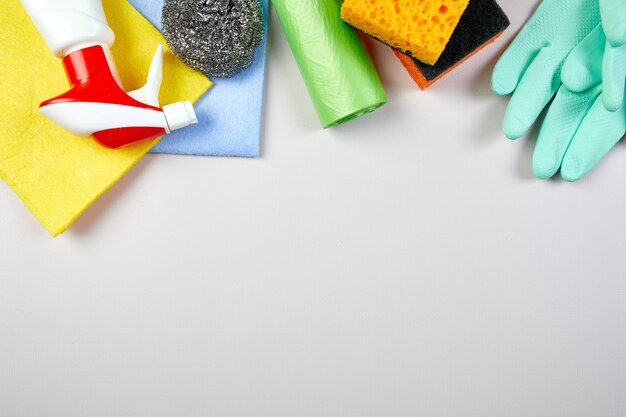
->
[20,0,198,149]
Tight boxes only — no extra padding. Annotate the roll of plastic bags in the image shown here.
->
[272,0,387,128]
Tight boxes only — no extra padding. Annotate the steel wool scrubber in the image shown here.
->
[162,0,264,78]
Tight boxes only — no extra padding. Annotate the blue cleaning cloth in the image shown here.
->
[129,0,268,157]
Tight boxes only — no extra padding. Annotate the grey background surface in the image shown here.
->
[1,0,625,416]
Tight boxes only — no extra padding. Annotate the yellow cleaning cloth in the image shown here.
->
[0,0,211,236]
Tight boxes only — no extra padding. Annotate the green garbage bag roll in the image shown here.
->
[272,0,388,128]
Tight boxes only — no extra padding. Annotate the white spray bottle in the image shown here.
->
[20,0,198,148]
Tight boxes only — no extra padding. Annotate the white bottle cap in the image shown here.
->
[163,101,198,132]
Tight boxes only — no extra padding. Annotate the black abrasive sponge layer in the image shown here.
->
[395,0,510,89]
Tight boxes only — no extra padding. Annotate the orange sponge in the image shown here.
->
[340,0,470,65]
[395,0,510,89]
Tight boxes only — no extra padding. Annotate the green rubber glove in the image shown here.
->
[492,0,601,139]
[533,25,626,181]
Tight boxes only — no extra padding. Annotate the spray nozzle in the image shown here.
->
[127,44,198,133]
[39,43,197,148]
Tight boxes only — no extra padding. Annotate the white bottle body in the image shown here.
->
[19,0,115,57]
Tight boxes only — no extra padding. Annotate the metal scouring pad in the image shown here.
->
[162,0,264,78]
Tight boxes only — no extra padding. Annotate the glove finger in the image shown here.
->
[561,93,626,181]
[492,45,542,96]
[561,25,605,92]
[602,41,626,111]
[491,7,548,96]
[600,0,626,46]
[533,85,601,179]
[503,47,561,139]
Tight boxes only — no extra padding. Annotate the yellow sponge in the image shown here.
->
[341,0,470,65]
